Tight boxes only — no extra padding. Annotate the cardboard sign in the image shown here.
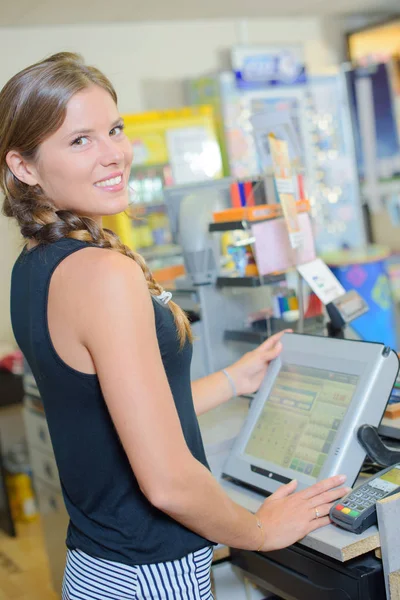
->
[297,258,346,305]
[268,136,302,248]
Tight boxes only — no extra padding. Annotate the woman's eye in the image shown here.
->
[110,124,124,136]
[71,136,89,147]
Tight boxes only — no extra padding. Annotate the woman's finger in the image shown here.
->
[309,487,350,508]
[308,502,334,520]
[308,515,331,533]
[299,475,347,500]
[259,329,292,351]
[263,341,282,361]
[268,479,298,500]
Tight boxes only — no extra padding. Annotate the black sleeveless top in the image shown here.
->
[11,238,211,565]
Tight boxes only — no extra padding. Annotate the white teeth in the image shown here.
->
[95,175,122,187]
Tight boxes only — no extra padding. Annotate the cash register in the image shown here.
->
[221,333,399,600]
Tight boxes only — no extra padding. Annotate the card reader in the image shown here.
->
[330,464,400,534]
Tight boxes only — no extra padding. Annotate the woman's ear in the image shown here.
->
[6,150,39,186]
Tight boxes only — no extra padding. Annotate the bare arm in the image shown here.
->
[191,371,234,416]
[192,332,288,416]
[73,248,348,551]
[77,249,265,549]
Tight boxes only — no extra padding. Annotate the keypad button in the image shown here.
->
[335,504,344,511]
[342,508,351,514]
[349,510,360,517]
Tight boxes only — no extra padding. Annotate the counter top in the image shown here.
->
[221,477,380,562]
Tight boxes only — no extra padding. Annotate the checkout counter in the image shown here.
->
[201,402,393,600]
[200,333,400,600]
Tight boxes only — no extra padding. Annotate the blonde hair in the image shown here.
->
[0,52,192,347]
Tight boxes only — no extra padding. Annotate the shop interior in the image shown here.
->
[2,3,400,600]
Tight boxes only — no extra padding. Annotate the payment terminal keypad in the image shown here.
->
[330,464,400,534]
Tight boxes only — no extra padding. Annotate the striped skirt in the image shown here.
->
[62,546,214,600]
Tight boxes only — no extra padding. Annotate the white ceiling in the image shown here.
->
[1,0,399,27]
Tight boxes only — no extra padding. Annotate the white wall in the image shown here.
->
[0,17,341,344]
[0,18,340,111]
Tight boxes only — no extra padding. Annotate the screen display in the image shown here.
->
[245,364,359,478]
[381,466,400,486]
[370,466,400,493]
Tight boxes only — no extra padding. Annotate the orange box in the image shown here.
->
[384,404,400,420]
[213,200,310,224]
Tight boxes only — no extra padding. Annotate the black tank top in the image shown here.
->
[11,238,211,565]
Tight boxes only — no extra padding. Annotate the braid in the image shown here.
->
[5,195,192,347]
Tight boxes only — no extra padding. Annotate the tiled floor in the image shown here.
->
[0,519,58,600]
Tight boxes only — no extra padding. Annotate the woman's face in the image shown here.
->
[32,85,133,221]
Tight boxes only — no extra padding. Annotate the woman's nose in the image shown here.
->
[98,138,125,166]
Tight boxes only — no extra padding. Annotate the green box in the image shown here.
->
[312,466,321,478]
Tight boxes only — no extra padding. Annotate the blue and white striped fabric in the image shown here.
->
[62,546,214,599]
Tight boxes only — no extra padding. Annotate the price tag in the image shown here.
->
[297,258,346,305]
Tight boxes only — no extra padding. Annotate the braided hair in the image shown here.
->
[0,52,192,346]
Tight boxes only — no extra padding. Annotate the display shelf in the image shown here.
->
[224,315,325,344]
[216,274,286,287]
[209,219,266,232]
[209,201,311,232]
[130,200,166,210]
[138,244,182,261]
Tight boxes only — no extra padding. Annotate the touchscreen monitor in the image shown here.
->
[223,334,399,494]
[245,364,358,479]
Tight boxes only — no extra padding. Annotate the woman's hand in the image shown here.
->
[225,330,291,396]
[256,475,350,552]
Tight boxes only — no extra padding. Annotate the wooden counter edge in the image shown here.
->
[341,532,380,561]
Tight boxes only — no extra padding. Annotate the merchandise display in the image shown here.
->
[346,61,400,208]
[187,71,366,252]
[104,106,222,272]
[324,246,397,349]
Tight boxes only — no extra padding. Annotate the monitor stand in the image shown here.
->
[358,424,400,468]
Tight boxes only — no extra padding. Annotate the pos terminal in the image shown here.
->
[222,334,399,600]
[223,334,399,496]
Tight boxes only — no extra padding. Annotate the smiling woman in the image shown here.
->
[0,52,348,600]
[7,87,131,222]
[0,52,192,346]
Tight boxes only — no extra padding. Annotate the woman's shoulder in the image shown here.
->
[55,245,146,293]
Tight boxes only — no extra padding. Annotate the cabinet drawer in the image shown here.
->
[23,406,53,456]
[29,448,60,491]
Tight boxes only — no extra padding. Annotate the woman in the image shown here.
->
[1,53,348,600]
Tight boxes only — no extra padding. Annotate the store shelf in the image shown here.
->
[138,244,182,261]
[130,200,166,210]
[216,274,286,287]
[209,219,269,232]
[209,202,310,233]
[224,315,325,344]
